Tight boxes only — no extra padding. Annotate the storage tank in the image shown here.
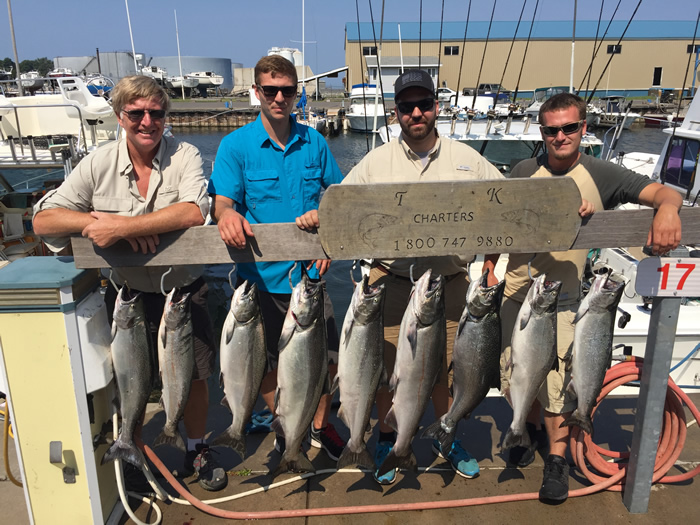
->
[292,50,303,67]
[268,47,294,64]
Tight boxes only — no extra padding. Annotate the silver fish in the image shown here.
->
[333,275,386,470]
[102,286,153,468]
[376,269,445,477]
[212,280,267,459]
[503,274,562,451]
[422,269,504,452]
[561,273,625,434]
[153,288,194,452]
[270,273,329,478]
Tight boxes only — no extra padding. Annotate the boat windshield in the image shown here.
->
[661,136,700,199]
[351,97,383,108]
[465,140,542,174]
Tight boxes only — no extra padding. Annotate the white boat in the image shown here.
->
[0,76,119,170]
[166,75,199,90]
[141,66,167,84]
[345,83,391,133]
[188,71,224,87]
[47,67,75,79]
[19,71,44,91]
[592,95,643,129]
[380,117,604,175]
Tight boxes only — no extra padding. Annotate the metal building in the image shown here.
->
[54,52,139,81]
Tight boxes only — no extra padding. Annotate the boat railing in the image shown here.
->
[0,101,92,169]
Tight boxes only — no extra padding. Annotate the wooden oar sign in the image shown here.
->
[318,178,583,260]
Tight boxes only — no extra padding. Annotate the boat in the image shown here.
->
[141,65,167,85]
[0,76,119,171]
[524,86,601,128]
[47,67,75,79]
[166,75,199,90]
[188,71,224,87]
[84,74,115,97]
[19,71,45,92]
[344,83,391,133]
[0,67,12,81]
[591,95,643,129]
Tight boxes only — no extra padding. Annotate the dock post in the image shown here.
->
[623,247,688,513]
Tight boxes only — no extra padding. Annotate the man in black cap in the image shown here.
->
[340,69,504,484]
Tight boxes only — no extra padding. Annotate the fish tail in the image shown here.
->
[375,448,417,477]
[270,451,315,479]
[503,427,531,450]
[560,411,593,435]
[421,420,455,452]
[101,436,143,468]
[336,442,374,470]
[211,427,247,460]
[153,427,186,452]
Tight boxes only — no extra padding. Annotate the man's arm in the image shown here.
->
[483,254,500,286]
[637,182,683,255]
[211,195,254,249]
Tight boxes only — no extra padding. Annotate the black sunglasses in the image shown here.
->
[540,120,584,136]
[396,97,436,114]
[121,108,167,121]
[257,85,297,98]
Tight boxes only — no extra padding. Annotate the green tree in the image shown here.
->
[34,58,53,77]
[20,59,35,73]
[1,57,14,72]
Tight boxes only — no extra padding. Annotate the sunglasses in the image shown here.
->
[121,108,166,121]
[540,120,584,136]
[396,98,436,114]
[257,85,297,98]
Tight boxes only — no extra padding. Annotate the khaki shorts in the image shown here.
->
[500,296,577,414]
[368,267,470,389]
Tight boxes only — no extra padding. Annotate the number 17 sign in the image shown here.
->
[635,257,700,297]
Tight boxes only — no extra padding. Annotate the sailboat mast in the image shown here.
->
[175,10,185,99]
[6,0,24,96]
[570,0,577,93]
[125,0,138,73]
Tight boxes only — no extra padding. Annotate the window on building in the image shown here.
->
[607,45,622,54]
[444,46,459,56]
[427,68,437,78]
[362,46,377,56]
[652,67,662,87]
[688,44,700,53]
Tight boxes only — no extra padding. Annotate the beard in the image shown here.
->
[399,115,436,141]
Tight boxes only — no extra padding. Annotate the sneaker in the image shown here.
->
[309,423,346,462]
[509,423,547,467]
[539,454,569,502]
[274,434,285,455]
[373,441,397,485]
[184,444,228,492]
[432,439,479,479]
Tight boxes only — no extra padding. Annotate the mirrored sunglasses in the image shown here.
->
[396,98,436,114]
[541,120,584,136]
[121,108,167,121]
[257,85,297,98]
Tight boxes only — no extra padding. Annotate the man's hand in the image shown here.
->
[81,212,127,249]
[125,235,160,254]
[296,210,319,231]
[308,259,331,276]
[217,208,254,249]
[579,199,595,218]
[647,203,682,255]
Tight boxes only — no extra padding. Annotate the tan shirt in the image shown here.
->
[34,136,209,293]
[343,132,505,277]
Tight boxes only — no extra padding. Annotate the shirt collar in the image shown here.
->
[117,136,167,175]
[252,114,309,150]
[398,129,441,159]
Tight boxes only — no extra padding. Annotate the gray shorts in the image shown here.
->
[239,278,339,371]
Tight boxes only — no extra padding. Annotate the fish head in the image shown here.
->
[113,285,145,329]
[412,269,446,325]
[587,272,626,312]
[163,287,191,330]
[290,273,324,328]
[466,269,505,318]
[528,274,562,315]
[231,280,260,323]
[352,275,386,325]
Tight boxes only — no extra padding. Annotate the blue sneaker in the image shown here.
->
[432,439,479,479]
[373,441,397,485]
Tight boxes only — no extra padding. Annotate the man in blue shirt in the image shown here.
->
[208,55,345,465]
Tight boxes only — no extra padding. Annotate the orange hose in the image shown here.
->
[139,357,700,519]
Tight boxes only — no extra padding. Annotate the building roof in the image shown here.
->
[346,20,698,41]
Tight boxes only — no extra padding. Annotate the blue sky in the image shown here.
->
[1,0,698,76]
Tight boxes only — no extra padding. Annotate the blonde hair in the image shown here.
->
[111,75,170,116]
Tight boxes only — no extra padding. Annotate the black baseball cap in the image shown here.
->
[394,69,436,101]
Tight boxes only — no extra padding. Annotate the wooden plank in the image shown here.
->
[317,179,583,260]
[70,223,326,269]
[69,203,700,269]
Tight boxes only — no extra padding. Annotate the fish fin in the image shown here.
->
[330,375,339,396]
[111,320,117,342]
[337,443,374,470]
[341,319,354,347]
[503,427,531,450]
[384,407,398,432]
[573,304,589,324]
[565,378,576,397]
[422,419,456,453]
[211,427,247,460]
[218,371,225,390]
[376,448,417,477]
[270,451,315,479]
[220,395,230,412]
[158,318,167,349]
[337,404,350,429]
[406,316,419,358]
[551,356,559,372]
[560,411,593,435]
[379,365,389,389]
[153,429,186,452]
[101,437,144,468]
[323,372,331,395]
[388,372,398,392]
[224,317,235,345]
[277,319,295,352]
[270,417,284,437]
[273,388,280,415]
[519,308,532,331]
